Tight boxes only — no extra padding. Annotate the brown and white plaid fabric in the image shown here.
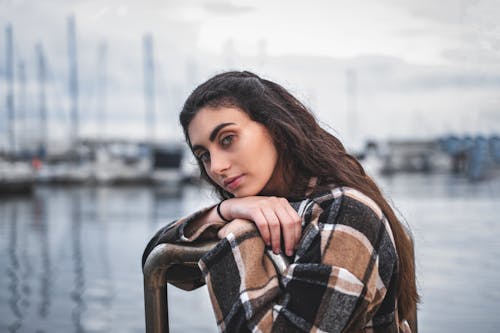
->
[142,186,410,333]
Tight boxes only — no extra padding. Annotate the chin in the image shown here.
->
[231,190,249,198]
[232,187,261,198]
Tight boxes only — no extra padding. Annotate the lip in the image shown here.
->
[223,174,244,190]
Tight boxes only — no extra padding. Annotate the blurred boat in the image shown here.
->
[0,158,35,195]
[440,134,500,181]
[150,145,184,185]
[35,160,92,184]
[91,144,151,185]
[33,141,186,186]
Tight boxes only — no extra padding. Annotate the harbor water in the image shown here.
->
[1,173,499,333]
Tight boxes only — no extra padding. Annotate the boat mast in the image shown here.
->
[5,24,15,157]
[36,43,48,157]
[143,33,156,144]
[17,60,26,154]
[346,69,358,150]
[67,15,79,151]
[97,41,107,140]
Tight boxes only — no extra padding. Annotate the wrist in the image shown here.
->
[216,199,232,222]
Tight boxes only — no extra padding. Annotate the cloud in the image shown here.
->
[202,1,255,15]
[384,0,500,27]
[381,0,500,66]
[442,46,500,67]
[2,0,499,142]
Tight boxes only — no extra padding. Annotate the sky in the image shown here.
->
[3,0,498,65]
[1,0,500,151]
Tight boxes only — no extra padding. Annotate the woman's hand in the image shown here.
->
[218,196,302,256]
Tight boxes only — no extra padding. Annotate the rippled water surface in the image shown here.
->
[1,174,499,332]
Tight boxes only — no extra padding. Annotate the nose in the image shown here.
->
[209,150,230,175]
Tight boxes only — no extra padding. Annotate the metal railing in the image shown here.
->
[142,241,217,333]
[143,241,418,333]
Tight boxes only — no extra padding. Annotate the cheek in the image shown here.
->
[256,140,279,174]
[205,167,218,183]
[199,162,216,183]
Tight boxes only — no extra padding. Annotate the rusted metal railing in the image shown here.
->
[142,241,217,333]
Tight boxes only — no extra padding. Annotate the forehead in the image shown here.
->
[188,106,251,144]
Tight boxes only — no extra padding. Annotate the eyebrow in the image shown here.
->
[191,122,235,152]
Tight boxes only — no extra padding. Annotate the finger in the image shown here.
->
[252,210,271,246]
[261,207,281,254]
[290,208,302,249]
[293,219,302,252]
[273,204,296,256]
[279,198,302,250]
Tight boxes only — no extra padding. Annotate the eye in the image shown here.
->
[196,151,210,163]
[220,135,234,147]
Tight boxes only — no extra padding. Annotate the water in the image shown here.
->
[0,174,499,333]
[0,185,218,333]
[378,174,500,332]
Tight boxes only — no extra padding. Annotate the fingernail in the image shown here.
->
[286,250,292,256]
[274,249,280,254]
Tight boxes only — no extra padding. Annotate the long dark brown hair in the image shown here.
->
[180,70,419,325]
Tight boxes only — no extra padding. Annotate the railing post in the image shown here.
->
[143,241,217,333]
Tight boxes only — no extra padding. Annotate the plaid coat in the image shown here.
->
[142,185,412,333]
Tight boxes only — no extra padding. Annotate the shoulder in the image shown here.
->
[305,185,382,220]
[304,186,396,253]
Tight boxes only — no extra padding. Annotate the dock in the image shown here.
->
[359,135,500,180]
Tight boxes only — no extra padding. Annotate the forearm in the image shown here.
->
[182,197,240,238]
[215,196,302,255]
[142,204,226,266]
[200,228,381,333]
[199,225,348,333]
[199,191,397,333]
[182,205,226,238]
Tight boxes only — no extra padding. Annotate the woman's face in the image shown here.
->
[188,106,282,197]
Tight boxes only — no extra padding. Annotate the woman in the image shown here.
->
[142,71,419,332]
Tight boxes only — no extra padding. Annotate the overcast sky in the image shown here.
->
[2,0,499,65]
[1,0,499,148]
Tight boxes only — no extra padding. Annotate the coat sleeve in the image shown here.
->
[198,191,399,333]
[141,204,225,290]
